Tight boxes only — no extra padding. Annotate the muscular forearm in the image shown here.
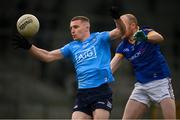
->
[111,61,120,73]
[147,31,164,43]
[115,19,126,37]
[110,54,124,73]
[29,45,54,62]
[110,19,126,40]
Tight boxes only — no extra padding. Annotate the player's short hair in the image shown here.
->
[124,14,138,25]
[71,16,90,23]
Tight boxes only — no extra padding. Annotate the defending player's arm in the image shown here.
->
[12,35,64,62]
[109,6,126,40]
[147,31,164,43]
[133,30,164,43]
[110,53,124,73]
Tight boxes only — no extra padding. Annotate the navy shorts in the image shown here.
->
[73,83,113,116]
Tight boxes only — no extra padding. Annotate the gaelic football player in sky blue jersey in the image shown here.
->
[111,14,176,119]
[13,7,126,119]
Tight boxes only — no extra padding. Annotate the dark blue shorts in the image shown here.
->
[73,83,113,116]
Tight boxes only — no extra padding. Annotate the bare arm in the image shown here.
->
[28,45,64,62]
[147,30,164,43]
[110,53,124,73]
[109,19,126,40]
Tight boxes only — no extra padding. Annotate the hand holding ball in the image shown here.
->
[16,14,39,38]
[12,14,39,50]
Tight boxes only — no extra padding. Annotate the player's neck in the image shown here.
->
[81,33,90,42]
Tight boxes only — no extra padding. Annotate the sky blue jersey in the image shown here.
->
[60,32,114,89]
[116,27,171,84]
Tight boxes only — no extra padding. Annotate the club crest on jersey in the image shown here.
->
[75,46,97,63]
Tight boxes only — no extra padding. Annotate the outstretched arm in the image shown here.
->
[12,35,64,62]
[109,6,126,40]
[29,45,63,62]
[110,53,124,73]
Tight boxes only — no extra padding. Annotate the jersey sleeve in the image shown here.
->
[60,44,71,58]
[98,31,111,43]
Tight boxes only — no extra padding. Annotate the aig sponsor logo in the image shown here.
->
[75,46,97,63]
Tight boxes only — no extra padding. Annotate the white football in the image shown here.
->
[16,14,39,38]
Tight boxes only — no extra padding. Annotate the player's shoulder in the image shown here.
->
[92,31,109,36]
[65,40,80,49]
[69,40,79,45]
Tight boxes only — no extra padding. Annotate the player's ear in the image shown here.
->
[85,24,90,32]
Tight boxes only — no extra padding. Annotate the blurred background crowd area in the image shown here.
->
[0,0,180,119]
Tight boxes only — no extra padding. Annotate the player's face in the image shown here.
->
[121,16,135,38]
[70,20,89,40]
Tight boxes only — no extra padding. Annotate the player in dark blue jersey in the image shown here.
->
[111,14,176,119]
[13,8,126,119]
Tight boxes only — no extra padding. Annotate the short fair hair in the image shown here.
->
[123,14,138,25]
[71,16,90,23]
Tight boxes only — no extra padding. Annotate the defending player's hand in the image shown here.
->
[133,30,147,42]
[12,34,32,50]
[110,6,121,20]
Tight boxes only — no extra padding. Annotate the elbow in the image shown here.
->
[40,54,53,63]
[44,56,54,63]
[39,58,51,63]
[161,35,164,42]
[158,34,164,43]
[43,59,51,63]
